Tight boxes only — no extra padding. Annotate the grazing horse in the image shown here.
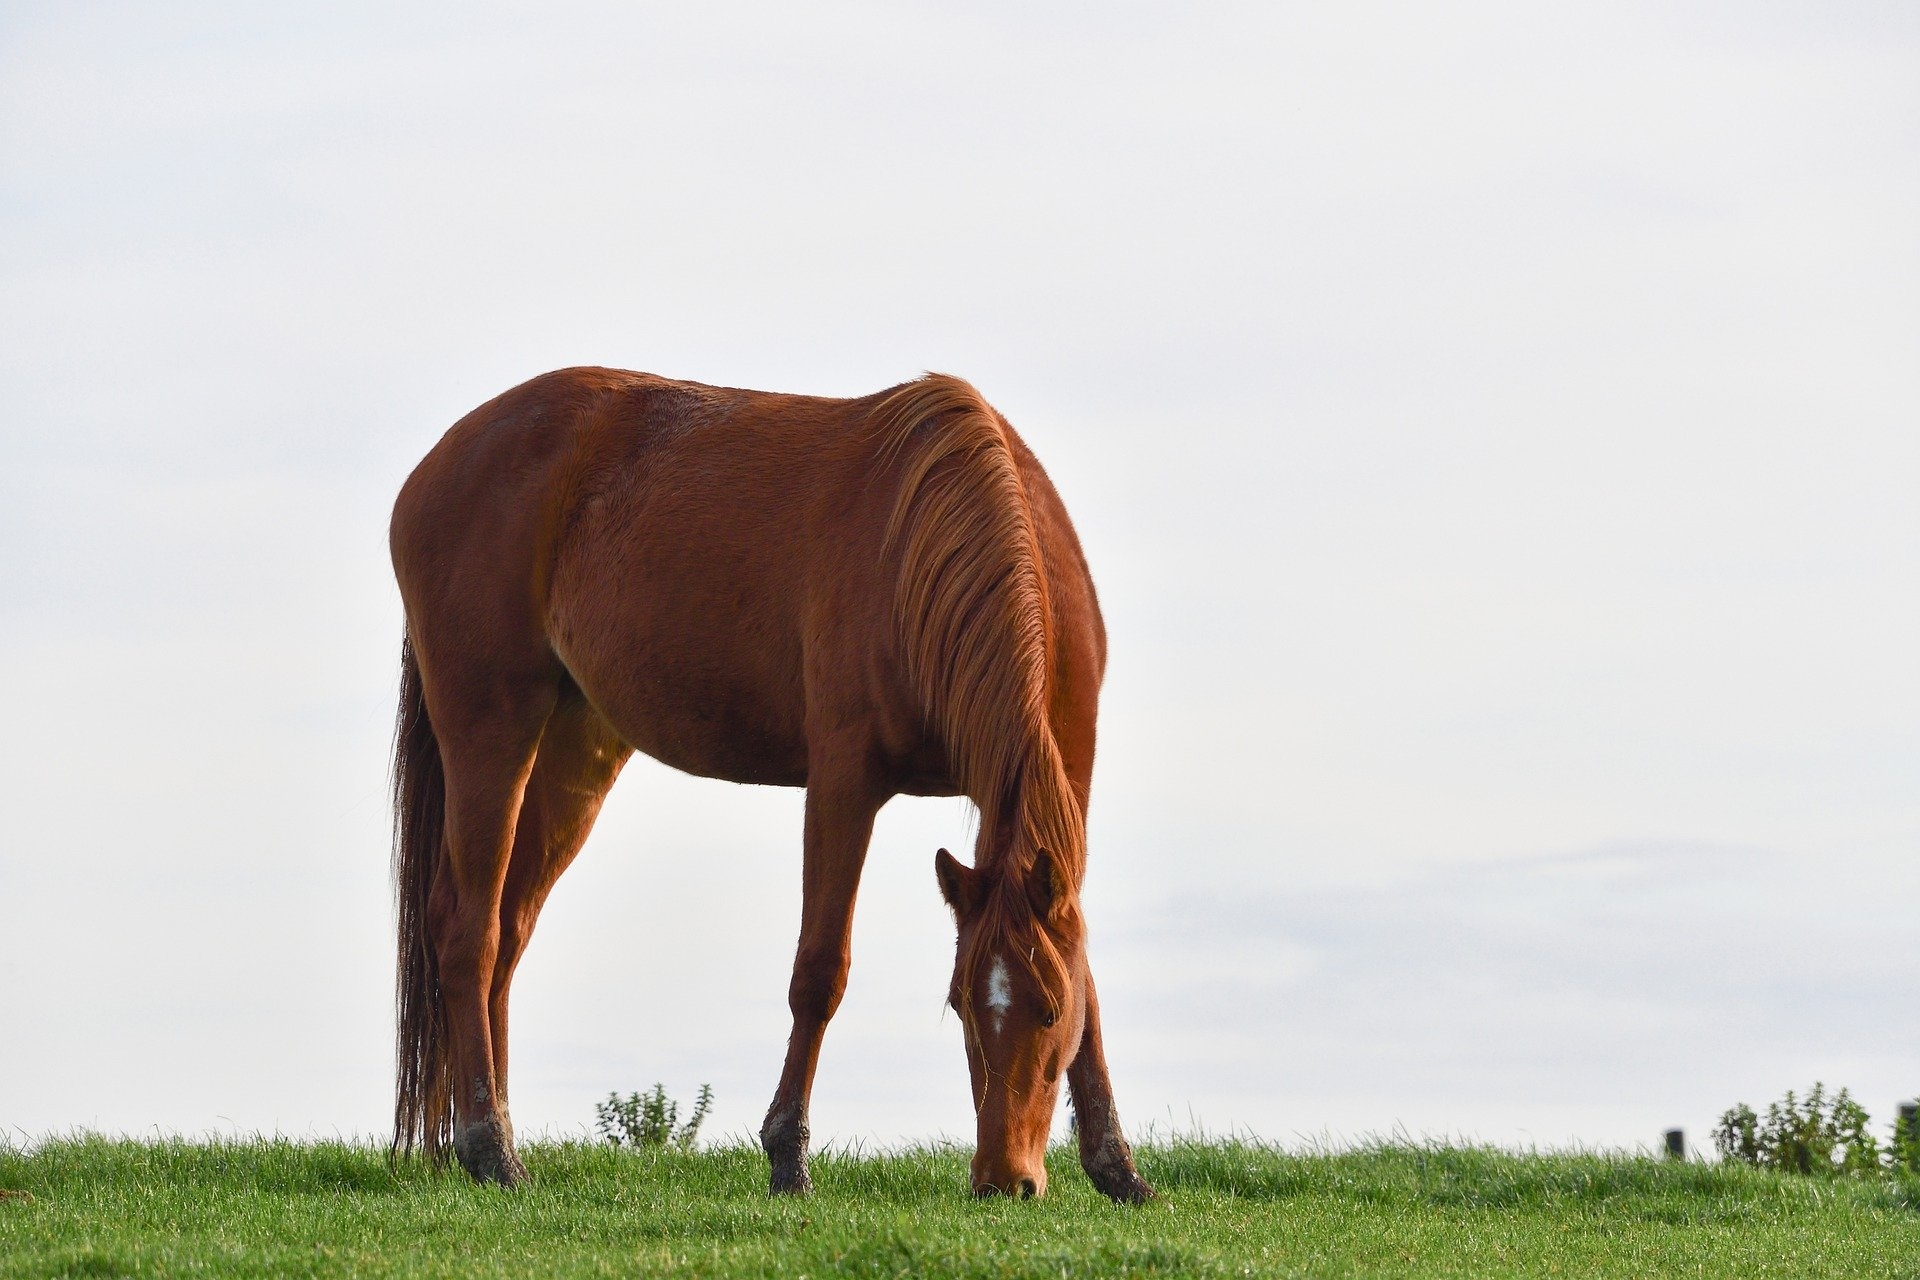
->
[389,367,1151,1201]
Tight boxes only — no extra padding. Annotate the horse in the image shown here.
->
[388,366,1152,1201]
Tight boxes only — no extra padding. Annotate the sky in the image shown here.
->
[2,1,1916,1158]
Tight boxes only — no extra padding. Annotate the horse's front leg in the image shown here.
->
[761,758,884,1195]
[1068,967,1155,1203]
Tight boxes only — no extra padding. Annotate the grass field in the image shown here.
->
[3,1135,1917,1278]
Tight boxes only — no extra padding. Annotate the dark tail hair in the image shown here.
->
[392,633,454,1163]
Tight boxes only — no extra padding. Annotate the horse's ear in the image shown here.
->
[1025,849,1070,920]
[934,848,982,920]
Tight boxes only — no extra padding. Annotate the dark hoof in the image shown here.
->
[768,1160,813,1196]
[453,1116,527,1187]
[761,1107,811,1196]
[1086,1160,1155,1204]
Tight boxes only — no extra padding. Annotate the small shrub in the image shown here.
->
[1713,1083,1882,1176]
[1891,1103,1920,1176]
[595,1084,713,1150]
[1712,1103,1761,1166]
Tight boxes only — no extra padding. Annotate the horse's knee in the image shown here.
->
[788,951,849,1023]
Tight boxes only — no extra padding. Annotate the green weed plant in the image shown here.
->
[593,1083,713,1150]
[1713,1083,1912,1178]
[1892,1104,1920,1177]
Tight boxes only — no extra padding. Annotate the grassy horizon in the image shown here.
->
[4,1135,1917,1278]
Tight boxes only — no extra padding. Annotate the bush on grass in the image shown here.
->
[594,1083,713,1150]
[1713,1083,1911,1177]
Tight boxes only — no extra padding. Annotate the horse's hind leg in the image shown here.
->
[425,670,558,1186]
[488,687,631,1098]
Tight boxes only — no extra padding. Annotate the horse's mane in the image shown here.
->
[870,374,1087,1025]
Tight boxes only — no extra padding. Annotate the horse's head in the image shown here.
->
[934,846,1086,1198]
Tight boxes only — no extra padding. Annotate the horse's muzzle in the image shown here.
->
[972,1173,1043,1199]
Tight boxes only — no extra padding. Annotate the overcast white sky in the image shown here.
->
[3,2,1916,1157]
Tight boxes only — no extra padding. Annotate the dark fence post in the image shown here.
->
[1663,1128,1685,1160]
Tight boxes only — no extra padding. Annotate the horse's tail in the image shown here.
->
[873,375,1085,883]
[391,633,454,1164]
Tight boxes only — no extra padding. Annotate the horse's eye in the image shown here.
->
[1041,1011,1057,1029]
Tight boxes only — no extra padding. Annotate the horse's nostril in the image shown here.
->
[971,1175,1039,1198]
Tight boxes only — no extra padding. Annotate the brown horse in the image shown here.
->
[388,367,1151,1201]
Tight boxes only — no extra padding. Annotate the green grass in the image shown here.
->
[3,1136,1917,1278]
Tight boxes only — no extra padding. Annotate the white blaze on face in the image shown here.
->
[985,956,1013,1036]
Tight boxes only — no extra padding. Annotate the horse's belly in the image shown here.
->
[613,694,810,787]
[548,596,811,787]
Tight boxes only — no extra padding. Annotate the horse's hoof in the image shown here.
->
[453,1117,527,1187]
[1085,1160,1155,1204]
[768,1160,813,1196]
[761,1106,811,1196]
